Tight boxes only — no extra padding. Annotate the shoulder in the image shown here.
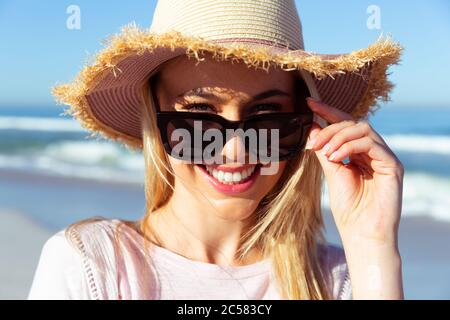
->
[65,217,144,264]
[317,243,352,300]
[65,217,122,248]
[33,228,81,270]
[66,218,158,299]
[28,218,126,300]
[28,228,89,299]
[65,218,133,299]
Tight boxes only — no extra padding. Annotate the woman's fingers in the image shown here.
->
[312,121,385,156]
[305,97,403,176]
[306,119,356,149]
[326,136,401,172]
[306,98,386,148]
[305,120,402,174]
[326,136,377,162]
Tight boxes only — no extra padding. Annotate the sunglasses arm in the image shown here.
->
[299,69,329,129]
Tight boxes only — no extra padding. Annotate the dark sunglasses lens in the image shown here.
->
[245,116,306,159]
[160,114,310,161]
[166,118,223,160]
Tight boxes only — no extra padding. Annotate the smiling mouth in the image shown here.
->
[196,164,261,185]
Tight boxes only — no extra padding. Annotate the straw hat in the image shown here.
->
[53,0,402,151]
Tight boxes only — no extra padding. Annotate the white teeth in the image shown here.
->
[232,172,242,182]
[224,172,233,183]
[203,165,257,184]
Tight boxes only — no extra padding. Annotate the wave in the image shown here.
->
[1,116,449,155]
[43,140,143,168]
[383,134,450,155]
[1,128,450,222]
[0,140,144,184]
[321,172,450,222]
[0,139,449,222]
[0,154,144,184]
[400,172,450,221]
[0,116,83,132]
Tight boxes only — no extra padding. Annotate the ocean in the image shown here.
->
[1,104,450,300]
[1,105,449,224]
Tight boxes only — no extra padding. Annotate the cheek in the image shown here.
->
[168,159,198,184]
[256,162,287,192]
[168,159,208,195]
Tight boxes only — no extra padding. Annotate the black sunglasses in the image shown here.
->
[155,110,313,163]
[150,75,313,163]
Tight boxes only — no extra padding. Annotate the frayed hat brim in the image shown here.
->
[52,24,403,151]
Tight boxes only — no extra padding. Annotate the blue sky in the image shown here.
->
[0,0,449,108]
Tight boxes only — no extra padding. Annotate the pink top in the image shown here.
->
[28,219,352,300]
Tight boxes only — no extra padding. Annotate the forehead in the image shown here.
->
[155,52,296,97]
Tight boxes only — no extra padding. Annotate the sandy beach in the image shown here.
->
[322,212,450,299]
[1,169,449,299]
[0,209,51,299]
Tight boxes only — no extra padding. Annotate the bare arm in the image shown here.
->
[306,98,404,299]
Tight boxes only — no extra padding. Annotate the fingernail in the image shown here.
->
[305,138,316,150]
[321,143,331,156]
[307,97,322,103]
[328,151,337,161]
[306,97,318,104]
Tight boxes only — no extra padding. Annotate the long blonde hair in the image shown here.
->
[138,71,331,299]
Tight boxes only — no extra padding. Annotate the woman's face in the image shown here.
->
[153,53,299,221]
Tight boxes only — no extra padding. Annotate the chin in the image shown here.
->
[170,160,286,220]
[205,196,262,221]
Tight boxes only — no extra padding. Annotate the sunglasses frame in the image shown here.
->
[149,74,314,162]
[155,111,313,161]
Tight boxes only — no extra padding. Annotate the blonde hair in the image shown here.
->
[138,71,331,299]
[66,63,331,300]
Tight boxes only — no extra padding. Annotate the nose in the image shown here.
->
[219,110,247,165]
[221,133,247,164]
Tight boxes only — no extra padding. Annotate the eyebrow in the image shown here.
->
[177,88,291,103]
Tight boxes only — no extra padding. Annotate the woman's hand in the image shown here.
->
[305,98,404,299]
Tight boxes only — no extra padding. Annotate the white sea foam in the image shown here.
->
[401,172,450,221]
[0,116,83,132]
[1,134,449,222]
[0,140,144,184]
[2,151,449,222]
[0,153,144,184]
[383,134,450,155]
[321,171,450,222]
[43,141,137,167]
[1,117,449,155]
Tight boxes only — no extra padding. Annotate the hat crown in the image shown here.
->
[149,0,304,50]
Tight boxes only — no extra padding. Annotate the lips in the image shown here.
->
[196,164,261,194]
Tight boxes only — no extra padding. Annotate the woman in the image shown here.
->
[28,0,404,300]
